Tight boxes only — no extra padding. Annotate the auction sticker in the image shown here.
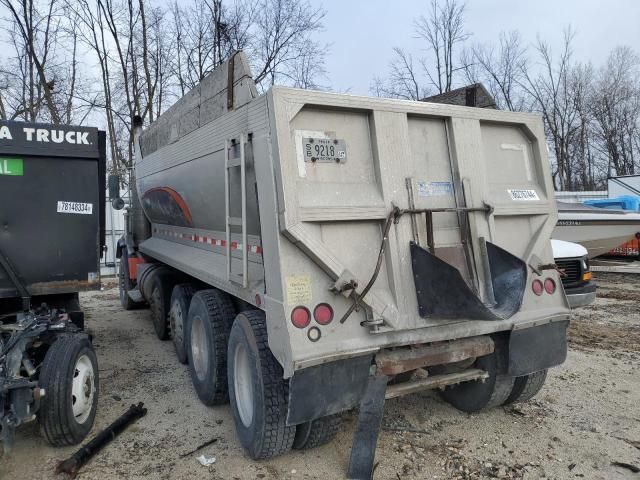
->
[57,201,93,215]
[285,275,312,305]
[507,189,539,201]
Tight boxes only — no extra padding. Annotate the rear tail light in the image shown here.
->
[313,303,334,325]
[532,279,543,296]
[544,278,556,294]
[291,306,311,328]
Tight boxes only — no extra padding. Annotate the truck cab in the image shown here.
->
[551,239,596,308]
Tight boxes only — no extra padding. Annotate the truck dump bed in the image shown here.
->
[135,54,570,377]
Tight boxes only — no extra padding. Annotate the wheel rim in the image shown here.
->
[172,300,184,343]
[234,342,254,427]
[72,354,95,424]
[191,315,208,381]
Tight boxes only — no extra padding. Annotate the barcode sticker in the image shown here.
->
[57,201,93,214]
[507,189,539,201]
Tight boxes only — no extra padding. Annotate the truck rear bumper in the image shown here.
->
[292,309,570,372]
[566,282,597,308]
[288,321,569,424]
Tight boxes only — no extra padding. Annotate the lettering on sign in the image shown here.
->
[507,189,539,201]
[57,201,93,215]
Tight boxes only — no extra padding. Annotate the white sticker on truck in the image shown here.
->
[417,181,453,197]
[285,275,312,305]
[57,201,93,214]
[507,189,539,201]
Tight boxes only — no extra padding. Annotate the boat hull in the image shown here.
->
[554,213,640,258]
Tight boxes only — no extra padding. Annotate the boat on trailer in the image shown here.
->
[553,201,640,258]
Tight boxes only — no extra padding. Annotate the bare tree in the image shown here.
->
[414,0,469,94]
[66,0,327,177]
[249,0,326,88]
[0,0,89,124]
[522,29,582,189]
[279,38,329,90]
[169,0,249,93]
[590,46,640,177]
[372,0,468,99]
[371,48,427,100]
[467,31,528,111]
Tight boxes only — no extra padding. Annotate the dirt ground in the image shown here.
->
[1,272,639,480]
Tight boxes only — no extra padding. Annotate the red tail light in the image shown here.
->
[544,278,556,294]
[532,279,543,296]
[313,303,334,325]
[291,306,311,328]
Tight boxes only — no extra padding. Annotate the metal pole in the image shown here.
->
[109,191,118,278]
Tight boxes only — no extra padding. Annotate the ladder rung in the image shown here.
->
[227,157,242,168]
[228,216,242,226]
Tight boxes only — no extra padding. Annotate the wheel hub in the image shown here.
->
[191,315,208,381]
[72,354,95,424]
[234,342,254,427]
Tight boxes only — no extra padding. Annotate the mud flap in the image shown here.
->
[508,321,569,376]
[347,375,388,480]
[287,355,372,426]
[410,241,526,320]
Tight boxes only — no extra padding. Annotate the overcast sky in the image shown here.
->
[319,0,640,95]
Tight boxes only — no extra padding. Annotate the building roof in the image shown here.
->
[422,83,497,109]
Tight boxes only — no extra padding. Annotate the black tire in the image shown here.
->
[293,414,341,450]
[440,352,514,413]
[119,254,137,310]
[148,271,180,340]
[38,334,99,446]
[228,310,295,459]
[504,369,548,404]
[186,289,236,405]
[170,283,199,364]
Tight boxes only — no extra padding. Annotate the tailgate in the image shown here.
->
[269,88,561,334]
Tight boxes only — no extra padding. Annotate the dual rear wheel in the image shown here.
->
[438,350,548,412]
[183,290,338,458]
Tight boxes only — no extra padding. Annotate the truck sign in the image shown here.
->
[0,121,99,159]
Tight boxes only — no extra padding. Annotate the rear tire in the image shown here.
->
[186,289,236,405]
[440,352,514,413]
[170,283,199,364]
[228,310,295,459]
[38,334,99,446]
[504,369,548,404]
[119,254,137,310]
[293,414,341,450]
[148,271,181,340]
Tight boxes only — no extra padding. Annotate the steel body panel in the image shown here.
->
[133,85,570,377]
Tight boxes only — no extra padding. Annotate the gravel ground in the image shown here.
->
[1,272,639,479]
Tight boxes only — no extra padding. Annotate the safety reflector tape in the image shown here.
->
[152,228,261,254]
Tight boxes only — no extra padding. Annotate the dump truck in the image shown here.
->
[113,51,571,478]
[0,121,104,451]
